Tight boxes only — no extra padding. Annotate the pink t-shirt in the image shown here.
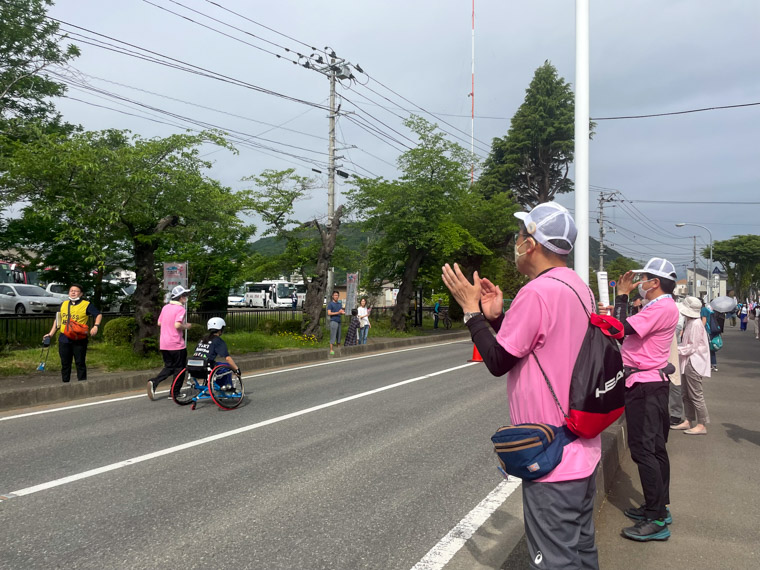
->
[621,296,679,387]
[158,302,186,351]
[496,267,601,483]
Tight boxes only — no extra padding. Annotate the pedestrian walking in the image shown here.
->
[672,296,711,435]
[147,285,192,401]
[753,300,760,340]
[443,202,601,569]
[327,291,345,356]
[738,302,749,331]
[609,258,679,542]
[291,290,298,309]
[43,284,102,383]
[357,298,371,345]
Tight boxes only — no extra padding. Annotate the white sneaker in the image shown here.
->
[147,381,156,401]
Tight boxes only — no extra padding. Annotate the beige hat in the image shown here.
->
[678,296,702,319]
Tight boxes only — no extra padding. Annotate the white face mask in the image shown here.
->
[637,279,654,301]
[514,237,531,263]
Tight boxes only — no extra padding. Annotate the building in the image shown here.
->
[675,268,728,300]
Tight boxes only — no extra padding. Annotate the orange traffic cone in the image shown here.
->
[468,343,484,363]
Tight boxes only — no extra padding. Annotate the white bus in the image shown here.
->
[244,280,298,309]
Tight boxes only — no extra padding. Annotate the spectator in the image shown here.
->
[443,202,601,568]
[291,289,298,309]
[147,285,192,401]
[327,291,345,356]
[44,284,102,383]
[610,258,679,542]
[753,300,760,340]
[672,296,711,435]
[344,309,360,346]
[357,298,371,345]
[433,298,441,329]
[700,301,719,372]
[738,302,749,331]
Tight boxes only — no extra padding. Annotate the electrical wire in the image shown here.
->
[592,101,760,121]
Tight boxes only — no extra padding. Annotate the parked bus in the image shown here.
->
[244,280,297,309]
[0,261,30,284]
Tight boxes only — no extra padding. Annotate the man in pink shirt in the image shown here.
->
[443,202,600,569]
[147,285,193,401]
[610,258,679,541]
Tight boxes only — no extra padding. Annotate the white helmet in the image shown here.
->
[207,317,226,331]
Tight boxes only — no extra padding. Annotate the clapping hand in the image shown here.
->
[441,263,481,314]
[479,278,504,320]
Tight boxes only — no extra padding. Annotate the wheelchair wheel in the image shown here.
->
[171,369,201,406]
[208,364,244,409]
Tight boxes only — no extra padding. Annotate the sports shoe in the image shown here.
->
[330,350,335,355]
[146,381,156,401]
[624,505,672,525]
[622,518,670,541]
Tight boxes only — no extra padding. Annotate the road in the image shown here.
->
[0,340,516,569]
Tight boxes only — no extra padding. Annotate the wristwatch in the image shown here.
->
[463,312,482,324]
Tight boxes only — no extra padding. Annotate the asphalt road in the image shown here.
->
[0,339,514,569]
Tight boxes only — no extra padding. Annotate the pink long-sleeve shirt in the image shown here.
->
[678,317,711,378]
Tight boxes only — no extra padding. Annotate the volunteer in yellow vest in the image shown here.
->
[44,284,102,383]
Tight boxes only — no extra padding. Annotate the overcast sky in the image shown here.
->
[44,0,760,275]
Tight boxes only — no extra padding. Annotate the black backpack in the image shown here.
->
[534,278,626,439]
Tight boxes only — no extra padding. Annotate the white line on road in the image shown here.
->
[410,478,522,570]
[0,339,469,422]
[0,361,479,502]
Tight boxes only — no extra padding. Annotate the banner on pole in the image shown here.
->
[346,273,359,310]
[163,262,188,301]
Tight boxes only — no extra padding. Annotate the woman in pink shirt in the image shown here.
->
[672,296,710,435]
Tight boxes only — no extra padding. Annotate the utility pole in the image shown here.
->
[692,235,697,297]
[298,49,363,299]
[597,192,616,272]
[574,0,590,284]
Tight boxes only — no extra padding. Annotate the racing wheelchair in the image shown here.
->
[170,358,245,410]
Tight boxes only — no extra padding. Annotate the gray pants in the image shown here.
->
[522,468,599,569]
[669,379,684,421]
[683,360,709,424]
[329,320,341,345]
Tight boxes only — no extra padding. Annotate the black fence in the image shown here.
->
[0,306,439,348]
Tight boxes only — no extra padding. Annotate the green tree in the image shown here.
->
[245,168,343,338]
[2,128,254,353]
[710,236,760,298]
[479,61,579,208]
[347,116,487,331]
[0,0,79,128]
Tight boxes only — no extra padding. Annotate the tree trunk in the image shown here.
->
[132,239,161,354]
[302,206,344,338]
[391,246,425,331]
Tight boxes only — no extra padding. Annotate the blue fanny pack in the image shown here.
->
[491,423,578,480]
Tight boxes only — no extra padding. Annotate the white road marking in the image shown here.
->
[0,361,479,501]
[0,339,469,422]
[410,478,522,570]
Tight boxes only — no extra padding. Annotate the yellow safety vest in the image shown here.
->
[58,300,90,335]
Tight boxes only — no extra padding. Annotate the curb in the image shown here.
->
[0,331,472,412]
[445,418,628,570]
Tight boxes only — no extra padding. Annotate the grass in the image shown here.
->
[0,315,456,377]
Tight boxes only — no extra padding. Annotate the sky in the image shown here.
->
[41,0,760,277]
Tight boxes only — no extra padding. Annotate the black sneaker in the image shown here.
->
[622,518,670,541]
[624,505,672,525]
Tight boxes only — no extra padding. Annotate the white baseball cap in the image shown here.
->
[632,257,677,281]
[171,285,191,298]
[514,202,577,255]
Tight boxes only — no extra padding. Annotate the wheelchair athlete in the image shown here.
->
[190,317,240,390]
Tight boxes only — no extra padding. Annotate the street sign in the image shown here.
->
[609,280,616,288]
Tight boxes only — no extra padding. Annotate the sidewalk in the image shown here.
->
[596,325,760,569]
[0,329,471,412]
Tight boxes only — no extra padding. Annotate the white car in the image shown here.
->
[0,284,63,315]
[43,283,71,301]
[228,288,246,308]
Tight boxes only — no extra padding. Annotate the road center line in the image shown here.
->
[0,339,469,422]
[0,361,478,502]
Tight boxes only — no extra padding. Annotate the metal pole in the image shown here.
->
[692,236,697,297]
[708,238,713,303]
[574,0,590,284]
[326,63,336,299]
[598,193,605,272]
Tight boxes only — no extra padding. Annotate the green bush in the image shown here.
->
[187,324,205,344]
[258,319,279,334]
[103,317,137,346]
[447,296,463,321]
[270,320,302,335]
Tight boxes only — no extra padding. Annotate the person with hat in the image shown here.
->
[672,296,711,435]
[443,202,602,569]
[147,285,193,401]
[607,258,679,542]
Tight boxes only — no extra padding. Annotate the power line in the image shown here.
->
[592,101,760,121]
